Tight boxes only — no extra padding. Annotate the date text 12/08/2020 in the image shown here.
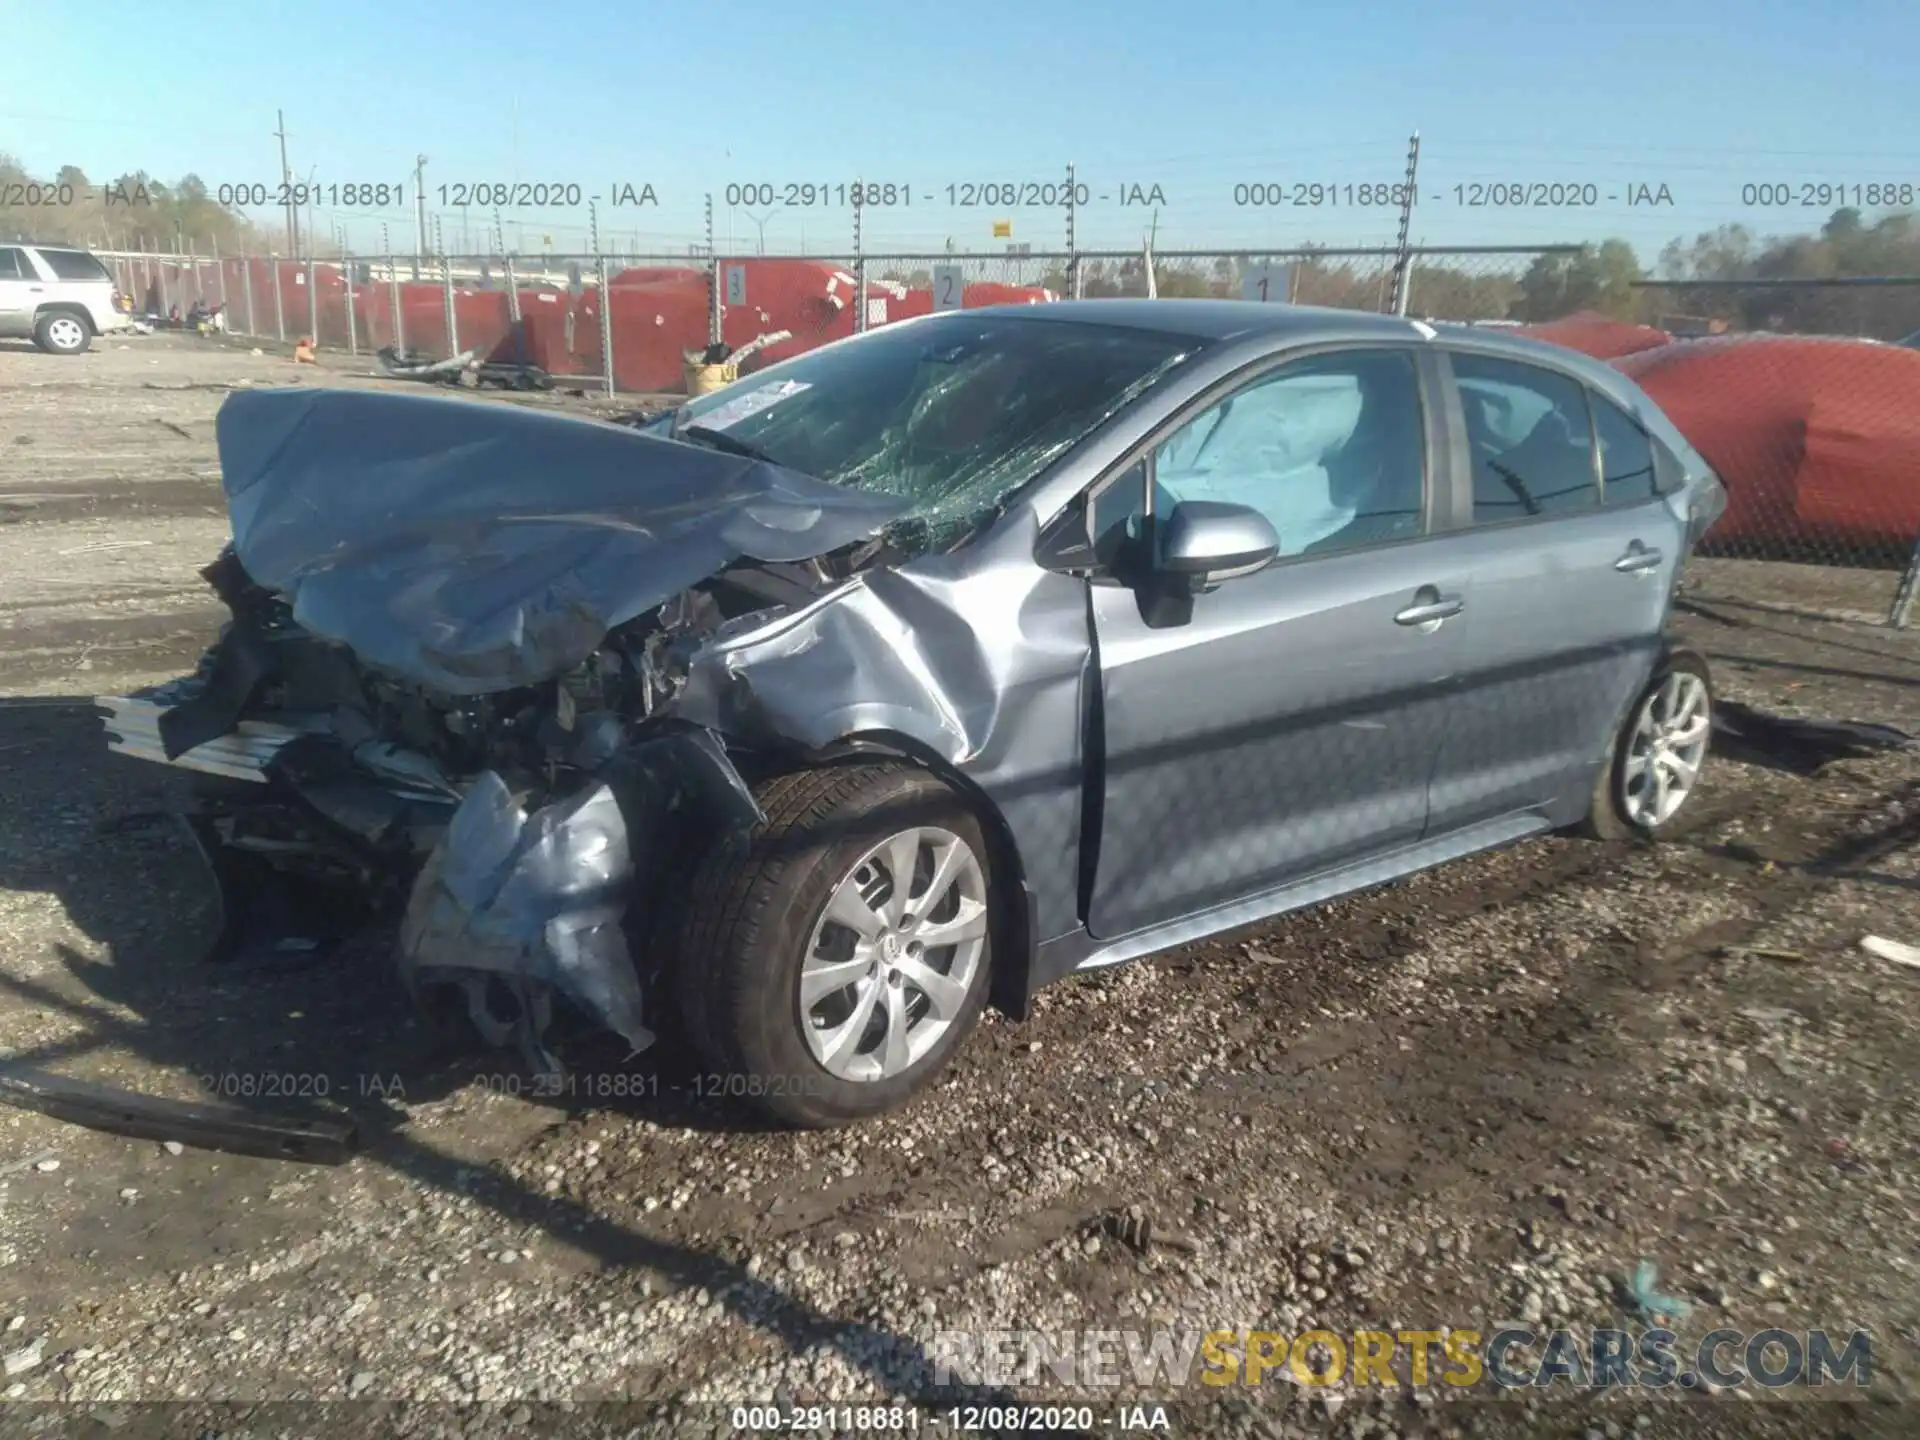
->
[194,1071,836,1104]
[730,1405,1126,1434]
[720,182,1168,208]
[1232,181,1676,207]
[465,1071,834,1102]
[212,181,659,209]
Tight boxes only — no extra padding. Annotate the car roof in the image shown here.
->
[961,299,1660,388]
[964,297,1440,344]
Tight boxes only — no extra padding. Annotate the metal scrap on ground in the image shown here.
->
[0,1064,359,1166]
[1860,933,1920,969]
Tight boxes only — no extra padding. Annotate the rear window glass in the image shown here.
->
[35,249,112,282]
[1592,394,1660,507]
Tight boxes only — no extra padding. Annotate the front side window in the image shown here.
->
[1149,348,1427,559]
[0,248,26,281]
[1453,353,1599,524]
[669,314,1198,557]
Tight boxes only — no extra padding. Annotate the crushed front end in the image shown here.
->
[96,383,910,1073]
[98,551,778,1069]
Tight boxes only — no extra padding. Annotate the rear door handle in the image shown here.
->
[1614,543,1663,573]
[1395,591,1465,626]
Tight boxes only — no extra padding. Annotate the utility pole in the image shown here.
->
[304,167,318,262]
[275,110,299,257]
[1144,207,1159,298]
[1065,159,1081,300]
[414,155,429,260]
[1389,131,1421,316]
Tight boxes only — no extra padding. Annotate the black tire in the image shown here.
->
[33,310,93,355]
[672,764,995,1128]
[1582,650,1714,841]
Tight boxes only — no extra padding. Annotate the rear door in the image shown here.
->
[0,247,36,337]
[34,247,114,323]
[1084,345,1469,940]
[1424,349,1685,834]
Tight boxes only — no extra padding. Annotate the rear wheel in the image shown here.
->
[1583,652,1713,840]
[672,765,994,1127]
[34,310,92,355]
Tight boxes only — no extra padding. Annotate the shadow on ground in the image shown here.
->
[0,695,1027,1408]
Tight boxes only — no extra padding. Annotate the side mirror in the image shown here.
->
[1158,500,1279,585]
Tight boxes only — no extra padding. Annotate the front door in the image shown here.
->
[1087,346,1465,940]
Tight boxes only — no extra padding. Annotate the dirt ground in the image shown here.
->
[0,333,1916,1439]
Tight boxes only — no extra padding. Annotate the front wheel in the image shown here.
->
[672,765,995,1127]
[1583,652,1713,840]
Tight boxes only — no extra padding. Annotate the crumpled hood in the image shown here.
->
[215,386,909,694]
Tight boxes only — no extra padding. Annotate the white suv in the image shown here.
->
[0,243,130,355]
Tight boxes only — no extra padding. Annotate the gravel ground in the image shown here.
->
[0,335,1916,1439]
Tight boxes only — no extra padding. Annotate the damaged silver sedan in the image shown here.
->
[99,302,1726,1126]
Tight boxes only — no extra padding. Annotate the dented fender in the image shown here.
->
[665,535,1097,960]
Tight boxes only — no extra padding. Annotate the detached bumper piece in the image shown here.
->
[399,772,654,1077]
[0,1064,358,1166]
[99,685,324,783]
[100,672,460,968]
[397,729,765,1073]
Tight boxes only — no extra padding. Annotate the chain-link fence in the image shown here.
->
[85,244,1920,633]
[95,243,1577,376]
[1598,280,1920,629]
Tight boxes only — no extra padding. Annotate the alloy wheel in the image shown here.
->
[1622,670,1711,828]
[799,825,988,1083]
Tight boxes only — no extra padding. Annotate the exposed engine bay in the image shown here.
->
[101,546,844,1071]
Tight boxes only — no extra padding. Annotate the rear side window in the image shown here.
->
[0,248,26,280]
[1591,393,1660,507]
[1452,353,1598,524]
[35,249,112,282]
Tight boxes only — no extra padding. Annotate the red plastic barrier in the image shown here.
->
[1518,310,1672,361]
[253,257,1054,390]
[1616,335,1920,552]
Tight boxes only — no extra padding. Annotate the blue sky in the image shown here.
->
[6,0,1919,263]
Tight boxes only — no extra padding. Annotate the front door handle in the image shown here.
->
[1614,543,1664,573]
[1395,590,1465,627]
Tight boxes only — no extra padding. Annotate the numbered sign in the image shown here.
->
[1242,264,1291,303]
[932,263,964,312]
[724,264,747,306]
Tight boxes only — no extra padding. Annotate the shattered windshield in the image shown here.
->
[671,313,1199,553]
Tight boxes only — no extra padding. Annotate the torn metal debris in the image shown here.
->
[399,772,652,1073]
[0,1065,359,1166]
[375,344,555,392]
